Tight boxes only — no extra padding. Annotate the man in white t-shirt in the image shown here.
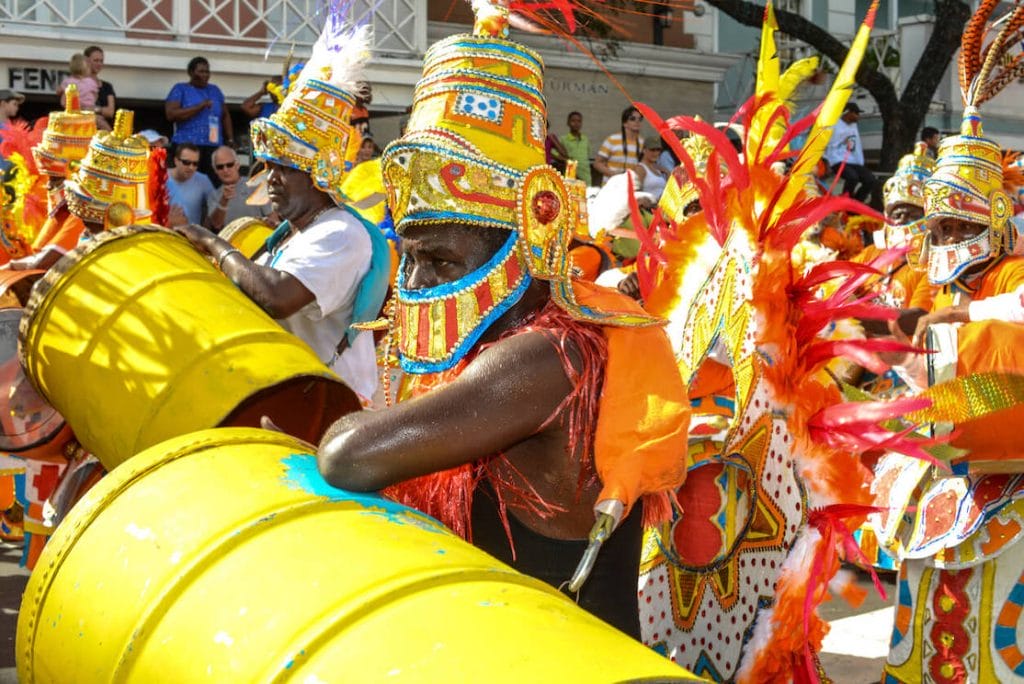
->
[173,63,390,401]
[823,102,879,207]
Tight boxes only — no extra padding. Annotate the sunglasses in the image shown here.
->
[627,114,643,122]
[215,161,237,170]
[177,159,199,167]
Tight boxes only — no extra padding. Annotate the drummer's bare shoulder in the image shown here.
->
[317,330,575,492]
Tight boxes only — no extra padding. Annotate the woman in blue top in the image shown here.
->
[165,56,234,179]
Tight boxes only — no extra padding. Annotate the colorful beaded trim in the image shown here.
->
[394,229,531,373]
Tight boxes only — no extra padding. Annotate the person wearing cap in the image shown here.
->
[0,89,25,129]
[315,0,690,639]
[171,27,391,402]
[0,89,26,174]
[823,102,879,208]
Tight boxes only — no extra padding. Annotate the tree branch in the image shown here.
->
[704,0,898,110]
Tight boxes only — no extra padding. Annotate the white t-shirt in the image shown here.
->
[256,207,377,399]
[824,118,865,167]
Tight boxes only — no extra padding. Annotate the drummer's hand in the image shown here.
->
[912,303,970,348]
[171,222,217,254]
[7,256,33,271]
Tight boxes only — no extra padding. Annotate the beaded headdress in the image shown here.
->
[31,84,96,178]
[382,0,656,374]
[873,141,934,255]
[922,1,1022,284]
[250,18,369,205]
[64,110,151,227]
[883,141,935,211]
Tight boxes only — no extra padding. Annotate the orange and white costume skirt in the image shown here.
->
[871,454,1024,682]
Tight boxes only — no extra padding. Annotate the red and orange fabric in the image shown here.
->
[31,203,86,254]
[386,280,690,536]
[572,280,690,524]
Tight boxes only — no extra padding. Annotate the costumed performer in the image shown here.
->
[316,0,691,640]
[173,19,391,403]
[6,84,96,271]
[633,3,931,680]
[867,5,1024,680]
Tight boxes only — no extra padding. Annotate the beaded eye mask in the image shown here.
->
[394,229,531,374]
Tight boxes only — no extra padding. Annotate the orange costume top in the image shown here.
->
[31,202,86,254]
[853,244,934,310]
[927,256,1024,463]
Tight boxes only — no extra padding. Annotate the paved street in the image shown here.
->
[0,540,27,684]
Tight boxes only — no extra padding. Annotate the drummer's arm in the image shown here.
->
[8,247,63,272]
[317,331,575,491]
[171,223,313,319]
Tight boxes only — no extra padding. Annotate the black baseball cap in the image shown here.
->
[844,102,862,114]
[0,89,25,103]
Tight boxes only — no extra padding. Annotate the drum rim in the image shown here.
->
[219,216,274,245]
[17,225,184,394]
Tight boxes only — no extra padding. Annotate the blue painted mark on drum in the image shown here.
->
[279,454,446,534]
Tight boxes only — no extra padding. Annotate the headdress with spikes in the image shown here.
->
[922,0,1024,284]
[30,84,96,178]
[381,0,657,377]
[250,14,371,205]
[64,110,151,229]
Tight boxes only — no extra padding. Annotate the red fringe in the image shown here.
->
[383,300,608,545]
[148,147,169,227]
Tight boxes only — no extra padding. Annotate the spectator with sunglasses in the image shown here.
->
[205,145,272,232]
[167,142,215,227]
[593,106,645,186]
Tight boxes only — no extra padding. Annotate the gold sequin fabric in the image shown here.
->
[64,110,151,223]
[907,372,1024,424]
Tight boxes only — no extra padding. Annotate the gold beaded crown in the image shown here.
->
[250,22,370,205]
[64,110,151,225]
[923,109,1010,231]
[381,31,546,233]
[31,84,96,178]
[883,141,935,210]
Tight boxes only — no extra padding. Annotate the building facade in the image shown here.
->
[712,0,1024,157]
[0,0,738,151]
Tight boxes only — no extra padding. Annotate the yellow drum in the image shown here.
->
[17,428,701,683]
[19,226,360,470]
[220,216,274,259]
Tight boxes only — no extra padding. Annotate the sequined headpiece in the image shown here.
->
[922,3,1021,284]
[250,21,370,205]
[382,0,655,374]
[64,110,151,227]
[31,84,96,178]
[883,141,935,211]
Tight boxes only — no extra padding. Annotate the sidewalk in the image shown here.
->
[0,539,28,684]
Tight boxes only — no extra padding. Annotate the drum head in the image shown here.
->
[0,308,65,452]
